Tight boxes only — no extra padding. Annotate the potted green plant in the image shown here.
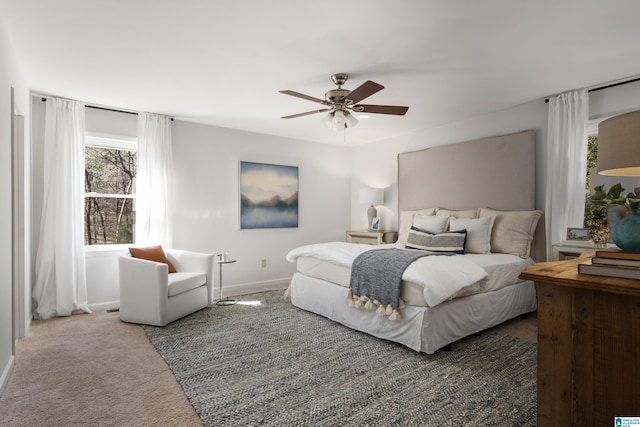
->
[591,183,640,251]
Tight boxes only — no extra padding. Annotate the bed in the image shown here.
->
[286,130,545,354]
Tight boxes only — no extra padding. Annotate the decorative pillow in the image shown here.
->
[412,214,449,234]
[397,208,438,245]
[449,215,495,254]
[478,208,543,258]
[129,245,177,273]
[436,208,478,219]
[405,226,466,254]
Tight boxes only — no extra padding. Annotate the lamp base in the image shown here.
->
[367,204,378,231]
[611,209,640,251]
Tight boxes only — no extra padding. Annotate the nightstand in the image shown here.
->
[552,241,616,261]
[346,230,397,245]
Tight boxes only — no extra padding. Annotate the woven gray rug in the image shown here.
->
[143,290,536,426]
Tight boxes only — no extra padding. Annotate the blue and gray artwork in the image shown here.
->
[240,161,298,229]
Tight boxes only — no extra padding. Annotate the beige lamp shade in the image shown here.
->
[597,110,640,176]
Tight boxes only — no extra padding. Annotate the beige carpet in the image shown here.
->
[0,310,201,427]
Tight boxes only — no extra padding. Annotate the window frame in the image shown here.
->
[84,132,137,249]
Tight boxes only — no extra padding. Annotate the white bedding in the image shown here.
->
[289,273,537,354]
[286,242,489,307]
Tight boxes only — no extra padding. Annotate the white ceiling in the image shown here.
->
[2,0,640,146]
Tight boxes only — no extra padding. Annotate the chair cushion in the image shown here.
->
[129,245,177,273]
[168,272,206,297]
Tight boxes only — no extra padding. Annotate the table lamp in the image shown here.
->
[597,110,640,250]
[359,187,384,231]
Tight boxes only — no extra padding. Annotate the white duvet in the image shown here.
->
[286,242,488,307]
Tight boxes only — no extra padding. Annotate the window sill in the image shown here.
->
[84,244,132,258]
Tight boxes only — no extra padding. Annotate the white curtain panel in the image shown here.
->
[545,89,589,259]
[135,113,173,247]
[33,98,91,319]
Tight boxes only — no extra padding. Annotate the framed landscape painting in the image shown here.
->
[240,161,299,229]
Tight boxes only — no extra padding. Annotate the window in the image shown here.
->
[84,134,137,245]
[583,116,625,244]
[584,133,607,241]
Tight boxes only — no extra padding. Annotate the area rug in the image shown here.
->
[143,290,536,426]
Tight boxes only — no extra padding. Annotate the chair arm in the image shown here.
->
[118,255,169,324]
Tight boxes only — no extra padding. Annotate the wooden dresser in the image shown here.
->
[519,255,640,426]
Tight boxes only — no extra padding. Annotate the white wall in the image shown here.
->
[171,120,352,291]
[0,18,29,392]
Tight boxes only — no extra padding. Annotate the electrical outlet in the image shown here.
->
[261,259,267,268]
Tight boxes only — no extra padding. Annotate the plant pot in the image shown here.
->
[611,208,640,251]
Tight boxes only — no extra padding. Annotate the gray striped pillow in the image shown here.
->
[405,226,466,254]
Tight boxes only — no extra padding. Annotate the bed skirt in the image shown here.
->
[289,272,536,354]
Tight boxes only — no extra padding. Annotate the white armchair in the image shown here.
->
[118,249,214,326]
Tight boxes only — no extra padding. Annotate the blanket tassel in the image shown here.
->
[389,309,401,321]
[385,304,394,316]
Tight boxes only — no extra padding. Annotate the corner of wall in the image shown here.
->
[0,355,15,394]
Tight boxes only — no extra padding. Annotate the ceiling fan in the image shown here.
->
[279,73,409,131]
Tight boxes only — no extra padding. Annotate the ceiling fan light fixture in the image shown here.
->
[333,110,346,126]
[322,112,335,129]
[344,111,358,128]
[281,73,408,132]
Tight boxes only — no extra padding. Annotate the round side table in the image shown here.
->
[215,258,236,305]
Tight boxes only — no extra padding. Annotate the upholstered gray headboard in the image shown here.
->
[398,130,545,261]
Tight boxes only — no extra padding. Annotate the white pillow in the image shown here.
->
[449,215,496,254]
[436,208,478,219]
[479,208,543,258]
[412,214,449,234]
[397,208,437,244]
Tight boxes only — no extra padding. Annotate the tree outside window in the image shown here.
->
[84,136,136,245]
[584,135,610,242]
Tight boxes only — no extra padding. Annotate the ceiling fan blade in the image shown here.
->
[345,80,384,104]
[279,90,331,106]
[281,108,332,119]
[355,104,409,116]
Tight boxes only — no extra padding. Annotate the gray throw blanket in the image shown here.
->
[350,248,450,311]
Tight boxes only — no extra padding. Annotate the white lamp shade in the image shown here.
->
[323,110,358,131]
[333,110,346,126]
[598,110,640,176]
[359,188,384,205]
[344,111,358,128]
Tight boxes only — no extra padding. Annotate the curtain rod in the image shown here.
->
[545,76,640,103]
[589,76,640,93]
[39,96,173,121]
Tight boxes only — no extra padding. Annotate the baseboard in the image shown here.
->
[224,277,291,297]
[88,300,120,312]
[0,355,15,395]
[89,279,292,312]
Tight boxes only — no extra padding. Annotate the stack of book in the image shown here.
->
[578,250,640,279]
